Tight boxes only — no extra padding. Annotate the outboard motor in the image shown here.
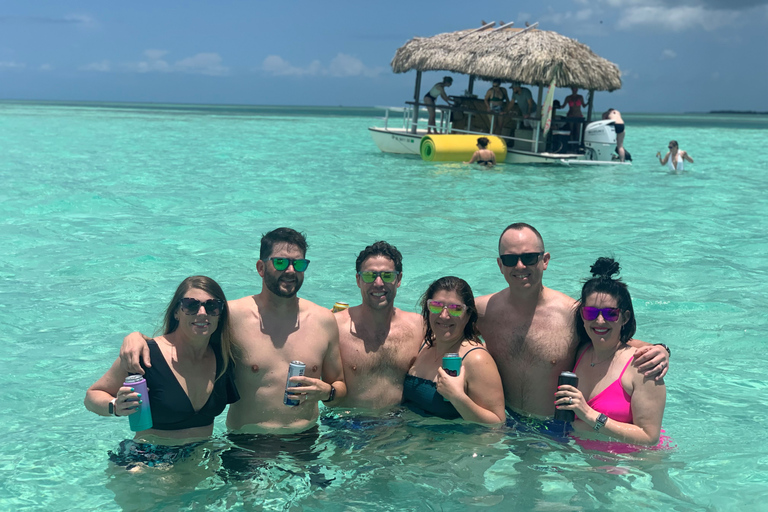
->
[583,120,617,161]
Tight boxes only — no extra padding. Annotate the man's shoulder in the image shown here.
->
[541,287,577,316]
[393,308,422,324]
[228,295,257,318]
[541,286,574,304]
[475,289,507,314]
[300,298,335,322]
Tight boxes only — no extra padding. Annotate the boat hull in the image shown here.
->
[369,127,631,166]
[368,127,422,155]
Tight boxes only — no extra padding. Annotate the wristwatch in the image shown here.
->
[594,413,608,432]
[109,398,119,416]
[654,343,671,358]
[322,385,336,403]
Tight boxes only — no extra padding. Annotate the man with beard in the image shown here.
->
[119,227,346,434]
[328,241,423,411]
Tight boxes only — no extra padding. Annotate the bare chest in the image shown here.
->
[340,326,420,378]
[481,309,575,368]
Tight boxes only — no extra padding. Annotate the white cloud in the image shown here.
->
[143,49,168,61]
[661,49,677,59]
[64,14,98,28]
[0,60,25,70]
[79,60,111,72]
[262,55,319,76]
[618,5,740,31]
[173,52,228,76]
[80,51,229,76]
[329,53,383,77]
[621,68,640,80]
[39,63,53,71]
[262,53,383,78]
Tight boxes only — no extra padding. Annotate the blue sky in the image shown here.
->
[1,0,766,113]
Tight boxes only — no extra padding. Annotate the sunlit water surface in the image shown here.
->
[1,102,767,511]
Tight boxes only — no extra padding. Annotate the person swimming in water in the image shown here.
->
[464,137,496,167]
[657,140,693,171]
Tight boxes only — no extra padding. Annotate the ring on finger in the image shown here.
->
[568,397,573,404]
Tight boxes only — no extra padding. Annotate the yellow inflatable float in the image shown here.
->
[420,135,507,163]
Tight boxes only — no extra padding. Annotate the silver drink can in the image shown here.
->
[283,361,306,406]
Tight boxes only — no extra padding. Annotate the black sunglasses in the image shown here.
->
[179,298,225,316]
[499,252,544,267]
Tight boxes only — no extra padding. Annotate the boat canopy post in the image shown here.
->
[412,71,422,134]
[536,86,544,117]
[586,90,594,123]
[468,75,475,95]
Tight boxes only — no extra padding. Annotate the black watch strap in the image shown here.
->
[322,385,336,403]
[654,343,671,358]
[109,398,118,416]
[594,413,608,431]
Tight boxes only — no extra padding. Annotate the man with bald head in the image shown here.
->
[475,223,669,428]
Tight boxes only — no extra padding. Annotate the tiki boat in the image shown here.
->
[369,22,631,165]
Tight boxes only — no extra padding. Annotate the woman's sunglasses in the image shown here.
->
[581,306,622,322]
[269,258,310,272]
[179,298,225,316]
[427,300,465,317]
[499,252,544,267]
[357,271,399,283]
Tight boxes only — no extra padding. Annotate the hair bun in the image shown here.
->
[590,257,620,279]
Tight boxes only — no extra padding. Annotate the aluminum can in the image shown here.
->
[331,302,349,313]
[554,371,579,423]
[441,353,462,401]
[124,374,153,431]
[283,361,306,406]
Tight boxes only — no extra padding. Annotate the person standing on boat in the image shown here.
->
[484,79,508,134]
[602,108,626,162]
[562,87,588,141]
[562,87,588,118]
[509,83,537,128]
[424,76,453,134]
[657,140,693,171]
[465,137,496,166]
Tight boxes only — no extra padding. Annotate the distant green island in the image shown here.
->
[709,110,768,115]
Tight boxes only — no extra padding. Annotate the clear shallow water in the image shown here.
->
[1,101,767,511]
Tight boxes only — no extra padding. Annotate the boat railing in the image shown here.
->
[401,101,547,152]
[376,102,566,155]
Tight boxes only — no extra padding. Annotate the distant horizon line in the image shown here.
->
[1,98,765,116]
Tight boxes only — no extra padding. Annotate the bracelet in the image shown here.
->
[654,343,671,358]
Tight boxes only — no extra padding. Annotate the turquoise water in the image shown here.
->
[1,101,767,511]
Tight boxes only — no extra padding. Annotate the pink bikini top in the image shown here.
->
[573,348,634,424]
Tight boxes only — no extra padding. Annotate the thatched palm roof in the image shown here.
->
[391,26,622,92]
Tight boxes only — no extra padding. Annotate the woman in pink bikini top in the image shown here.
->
[554,257,667,448]
[562,87,588,118]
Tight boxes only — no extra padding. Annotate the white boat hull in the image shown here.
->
[368,127,422,155]
[369,126,631,166]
